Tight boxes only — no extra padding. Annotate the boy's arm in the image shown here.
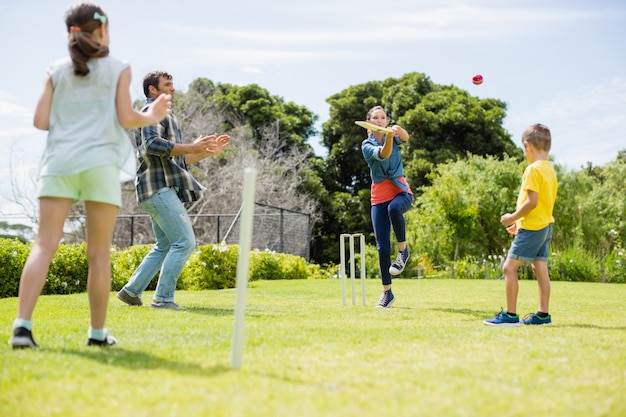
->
[500,190,538,227]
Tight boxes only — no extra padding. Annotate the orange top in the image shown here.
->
[371,178,412,205]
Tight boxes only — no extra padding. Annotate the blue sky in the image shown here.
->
[1,0,625,217]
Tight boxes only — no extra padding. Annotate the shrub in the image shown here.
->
[250,250,308,281]
[305,262,334,280]
[549,247,600,282]
[180,244,239,290]
[0,238,31,298]
[44,243,89,295]
[0,240,334,298]
[180,244,313,290]
[603,247,626,283]
[110,244,154,291]
[453,256,483,280]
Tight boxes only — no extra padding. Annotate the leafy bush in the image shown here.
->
[364,244,379,279]
[453,256,484,279]
[250,249,308,281]
[110,244,154,291]
[549,247,600,282]
[304,262,335,280]
[2,238,619,300]
[44,243,89,295]
[603,247,626,283]
[0,238,31,298]
[180,245,313,290]
[179,244,239,290]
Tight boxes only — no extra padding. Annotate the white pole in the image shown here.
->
[349,234,356,306]
[230,167,257,370]
[360,234,366,306]
[340,234,346,306]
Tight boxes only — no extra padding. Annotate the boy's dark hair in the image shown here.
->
[65,2,109,76]
[522,123,551,152]
[143,71,173,98]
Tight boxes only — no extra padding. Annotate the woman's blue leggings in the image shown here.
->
[371,192,413,285]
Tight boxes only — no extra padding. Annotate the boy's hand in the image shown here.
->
[500,213,517,235]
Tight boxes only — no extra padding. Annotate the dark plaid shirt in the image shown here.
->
[134,98,205,203]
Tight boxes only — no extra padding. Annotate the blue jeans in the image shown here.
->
[371,192,413,285]
[123,187,195,302]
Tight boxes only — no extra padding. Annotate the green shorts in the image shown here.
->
[38,165,122,207]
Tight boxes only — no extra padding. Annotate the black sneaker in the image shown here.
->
[389,249,409,275]
[87,332,117,347]
[375,289,395,308]
[117,289,143,306]
[8,327,39,349]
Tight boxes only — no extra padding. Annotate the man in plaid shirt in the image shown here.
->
[117,71,229,310]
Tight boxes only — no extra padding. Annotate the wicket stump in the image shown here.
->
[339,233,366,306]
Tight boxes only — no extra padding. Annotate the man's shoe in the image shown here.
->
[375,290,395,308]
[389,249,409,275]
[483,309,520,326]
[150,301,185,310]
[117,289,142,306]
[522,313,552,325]
[8,327,39,349]
[87,331,117,347]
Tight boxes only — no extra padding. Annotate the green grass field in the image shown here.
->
[1,279,624,417]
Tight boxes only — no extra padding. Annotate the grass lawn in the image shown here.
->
[1,278,624,417]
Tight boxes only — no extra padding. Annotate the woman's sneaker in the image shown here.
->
[389,249,409,275]
[375,289,395,308]
[8,327,39,349]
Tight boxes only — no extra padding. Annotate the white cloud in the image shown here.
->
[174,47,360,67]
[165,4,609,48]
[506,77,626,168]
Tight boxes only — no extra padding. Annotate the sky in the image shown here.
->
[1,0,625,219]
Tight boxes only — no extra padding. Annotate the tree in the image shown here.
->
[401,86,521,190]
[321,73,521,195]
[149,80,323,249]
[180,78,318,155]
[408,155,524,265]
[317,72,522,265]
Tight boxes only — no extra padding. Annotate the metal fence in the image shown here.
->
[76,202,311,260]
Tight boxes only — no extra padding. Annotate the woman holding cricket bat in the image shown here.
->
[360,106,412,308]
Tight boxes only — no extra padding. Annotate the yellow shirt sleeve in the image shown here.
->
[517,161,558,230]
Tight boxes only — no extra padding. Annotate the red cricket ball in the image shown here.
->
[472,74,483,85]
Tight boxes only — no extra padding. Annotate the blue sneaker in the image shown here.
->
[522,313,552,325]
[375,289,395,308]
[389,249,409,275]
[483,309,520,326]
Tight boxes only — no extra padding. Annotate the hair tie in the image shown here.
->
[93,12,107,24]
[69,26,81,33]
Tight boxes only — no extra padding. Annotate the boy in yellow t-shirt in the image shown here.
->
[484,123,558,326]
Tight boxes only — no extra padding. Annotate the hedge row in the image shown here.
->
[0,238,331,299]
[2,237,622,299]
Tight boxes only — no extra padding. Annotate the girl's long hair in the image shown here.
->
[64,2,109,76]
